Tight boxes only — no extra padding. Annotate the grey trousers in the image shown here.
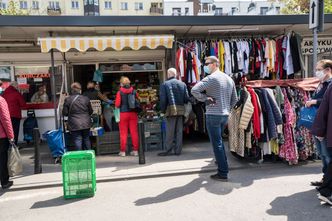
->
[165,116,183,154]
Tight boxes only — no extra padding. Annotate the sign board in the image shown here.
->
[309,0,319,29]
[301,37,332,54]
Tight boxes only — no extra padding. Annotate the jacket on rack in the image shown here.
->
[247,87,261,139]
[311,84,332,147]
[2,85,26,119]
[62,92,93,131]
[239,88,254,130]
[160,77,189,117]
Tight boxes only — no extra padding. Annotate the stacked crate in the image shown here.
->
[95,131,120,155]
[143,119,164,151]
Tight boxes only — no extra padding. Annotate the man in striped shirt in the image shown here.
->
[191,56,238,181]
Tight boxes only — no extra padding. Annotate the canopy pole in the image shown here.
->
[49,31,59,129]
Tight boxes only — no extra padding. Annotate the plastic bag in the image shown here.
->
[184,102,192,123]
[93,69,103,83]
[114,108,120,123]
[297,106,317,129]
[45,129,65,158]
[8,143,23,177]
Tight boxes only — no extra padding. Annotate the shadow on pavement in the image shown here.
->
[266,189,332,221]
[30,196,88,209]
[134,163,321,206]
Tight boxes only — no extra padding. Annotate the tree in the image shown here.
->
[272,0,332,14]
[0,1,28,15]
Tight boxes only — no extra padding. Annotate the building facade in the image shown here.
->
[0,0,163,16]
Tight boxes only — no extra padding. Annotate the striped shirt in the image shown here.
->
[191,70,238,116]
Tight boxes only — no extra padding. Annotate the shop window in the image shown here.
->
[215,8,223,16]
[71,0,79,9]
[14,66,62,105]
[185,7,189,15]
[0,66,12,88]
[105,1,112,9]
[120,2,128,10]
[135,2,143,11]
[20,1,28,9]
[172,8,181,16]
[275,6,280,14]
[231,7,237,15]
[32,1,39,9]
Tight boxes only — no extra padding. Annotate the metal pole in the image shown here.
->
[138,120,145,164]
[33,128,42,174]
[312,27,318,74]
[49,32,59,129]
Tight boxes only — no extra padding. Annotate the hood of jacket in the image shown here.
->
[120,86,134,94]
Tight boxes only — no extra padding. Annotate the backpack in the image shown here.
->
[121,90,141,112]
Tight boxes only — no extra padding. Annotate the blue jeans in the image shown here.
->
[315,138,332,175]
[71,129,91,151]
[206,115,229,177]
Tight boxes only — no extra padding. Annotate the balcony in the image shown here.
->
[150,7,163,15]
[47,7,61,16]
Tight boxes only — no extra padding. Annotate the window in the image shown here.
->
[32,1,39,9]
[20,1,28,9]
[71,1,79,9]
[215,8,223,15]
[105,1,112,9]
[135,2,143,11]
[231,7,237,15]
[260,7,269,15]
[120,2,128,10]
[0,2,7,9]
[49,1,60,9]
[185,7,189,15]
[275,6,280,14]
[172,8,181,16]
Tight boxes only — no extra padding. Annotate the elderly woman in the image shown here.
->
[62,82,93,151]
[115,77,139,157]
[307,60,332,187]
[0,95,15,189]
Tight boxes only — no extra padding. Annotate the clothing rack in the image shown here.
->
[245,78,320,91]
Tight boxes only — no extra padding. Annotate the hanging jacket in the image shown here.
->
[2,85,26,119]
[247,87,261,139]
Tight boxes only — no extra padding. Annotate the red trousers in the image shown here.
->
[119,112,139,152]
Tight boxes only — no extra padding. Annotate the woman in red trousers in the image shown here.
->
[115,77,139,157]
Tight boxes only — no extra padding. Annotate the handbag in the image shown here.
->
[114,108,120,123]
[7,142,23,177]
[297,106,318,129]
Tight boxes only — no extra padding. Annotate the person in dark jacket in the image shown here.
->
[307,60,332,187]
[158,68,189,156]
[63,82,93,151]
[83,81,112,104]
[2,82,26,145]
[115,77,139,157]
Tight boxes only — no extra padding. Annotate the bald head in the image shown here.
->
[167,68,177,79]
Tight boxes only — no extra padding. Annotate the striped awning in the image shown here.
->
[38,35,174,53]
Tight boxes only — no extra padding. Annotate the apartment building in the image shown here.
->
[163,0,283,16]
[0,0,163,16]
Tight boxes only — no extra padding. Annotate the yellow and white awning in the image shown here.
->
[38,35,174,53]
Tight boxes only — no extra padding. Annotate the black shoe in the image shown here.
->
[158,152,174,156]
[311,180,323,186]
[2,181,13,189]
[318,194,332,205]
[210,174,228,182]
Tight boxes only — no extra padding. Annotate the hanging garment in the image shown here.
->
[285,33,294,76]
[176,47,185,78]
[218,40,225,72]
[224,41,232,75]
[290,32,302,74]
[228,105,245,157]
[232,41,239,74]
[247,87,261,139]
[243,41,250,75]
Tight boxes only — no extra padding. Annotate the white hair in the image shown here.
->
[167,68,177,78]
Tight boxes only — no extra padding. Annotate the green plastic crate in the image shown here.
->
[62,150,96,199]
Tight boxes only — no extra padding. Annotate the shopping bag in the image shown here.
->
[184,102,192,123]
[7,143,23,177]
[44,129,65,158]
[114,108,120,123]
[93,69,103,83]
[297,106,317,129]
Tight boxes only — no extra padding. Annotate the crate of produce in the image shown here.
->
[62,150,96,199]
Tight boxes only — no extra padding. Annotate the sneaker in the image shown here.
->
[210,174,228,182]
[2,181,13,189]
[130,151,138,156]
[118,151,126,157]
[318,194,332,205]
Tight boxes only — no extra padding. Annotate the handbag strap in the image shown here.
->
[69,95,80,115]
